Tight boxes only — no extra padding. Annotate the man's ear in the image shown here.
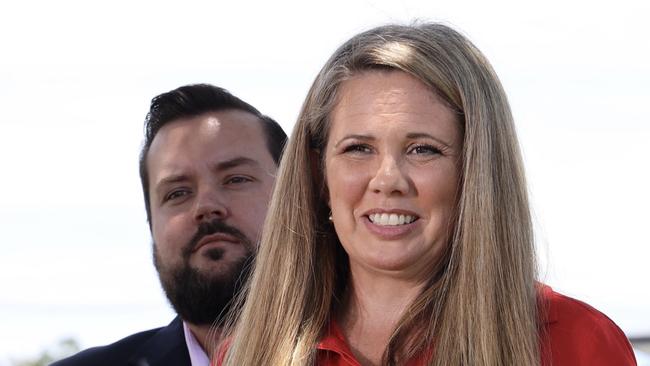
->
[310,149,329,206]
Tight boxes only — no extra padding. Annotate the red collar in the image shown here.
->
[316,319,360,364]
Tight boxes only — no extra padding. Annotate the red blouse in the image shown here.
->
[316,286,637,365]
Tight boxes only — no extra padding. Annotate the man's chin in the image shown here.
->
[188,257,240,279]
[201,246,225,261]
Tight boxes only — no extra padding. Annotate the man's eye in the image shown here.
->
[225,176,253,185]
[165,189,190,202]
[343,144,372,154]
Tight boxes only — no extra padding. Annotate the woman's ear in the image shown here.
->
[310,149,329,206]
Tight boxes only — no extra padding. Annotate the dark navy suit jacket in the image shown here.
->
[50,317,191,366]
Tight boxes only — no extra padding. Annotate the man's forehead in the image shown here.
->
[147,111,275,183]
[159,110,264,140]
[150,111,265,155]
[197,114,222,133]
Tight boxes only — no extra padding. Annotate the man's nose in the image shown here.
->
[193,189,229,222]
[367,154,410,196]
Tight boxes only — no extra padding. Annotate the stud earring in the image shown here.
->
[328,211,333,221]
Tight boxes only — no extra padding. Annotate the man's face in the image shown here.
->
[146,110,277,325]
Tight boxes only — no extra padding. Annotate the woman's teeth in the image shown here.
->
[368,213,416,226]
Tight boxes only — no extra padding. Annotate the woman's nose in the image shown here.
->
[367,154,410,196]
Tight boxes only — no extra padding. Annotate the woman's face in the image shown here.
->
[324,70,462,281]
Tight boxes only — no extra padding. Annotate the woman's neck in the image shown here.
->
[339,265,427,366]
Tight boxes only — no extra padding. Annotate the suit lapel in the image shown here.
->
[128,317,191,366]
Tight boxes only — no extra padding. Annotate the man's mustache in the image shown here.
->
[182,219,251,258]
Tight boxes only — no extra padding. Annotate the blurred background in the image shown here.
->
[1,0,648,364]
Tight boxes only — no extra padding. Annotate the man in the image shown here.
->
[53,84,287,366]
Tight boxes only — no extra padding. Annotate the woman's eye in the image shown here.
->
[408,144,441,155]
[343,144,372,154]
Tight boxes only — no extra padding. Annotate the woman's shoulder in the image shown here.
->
[541,285,623,329]
[539,285,637,365]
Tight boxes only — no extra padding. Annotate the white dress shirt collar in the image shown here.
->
[182,321,210,366]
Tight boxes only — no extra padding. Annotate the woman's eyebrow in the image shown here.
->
[405,132,453,148]
[334,134,375,148]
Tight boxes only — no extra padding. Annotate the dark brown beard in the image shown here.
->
[153,219,254,325]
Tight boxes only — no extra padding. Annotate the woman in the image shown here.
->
[219,23,636,365]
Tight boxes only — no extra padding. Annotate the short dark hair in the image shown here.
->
[139,83,287,226]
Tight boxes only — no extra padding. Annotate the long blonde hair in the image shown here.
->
[221,22,540,366]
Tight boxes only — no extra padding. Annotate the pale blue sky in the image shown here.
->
[1,0,649,363]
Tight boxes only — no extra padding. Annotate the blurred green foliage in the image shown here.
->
[11,338,80,366]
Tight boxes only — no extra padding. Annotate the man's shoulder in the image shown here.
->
[51,327,163,366]
[51,318,189,366]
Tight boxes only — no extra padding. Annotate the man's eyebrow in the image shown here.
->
[156,174,189,189]
[215,156,260,171]
[154,157,261,189]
